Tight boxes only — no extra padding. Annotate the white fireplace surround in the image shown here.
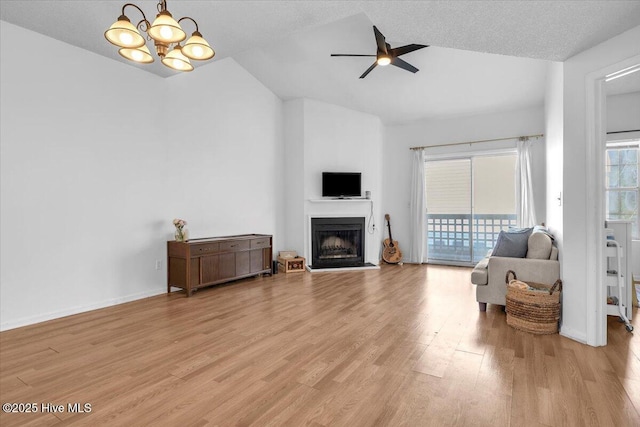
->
[305,206,381,270]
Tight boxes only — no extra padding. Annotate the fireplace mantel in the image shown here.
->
[308,198,371,203]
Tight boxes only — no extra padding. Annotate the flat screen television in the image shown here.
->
[322,172,361,198]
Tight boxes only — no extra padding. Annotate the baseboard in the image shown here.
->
[559,325,588,345]
[0,288,168,332]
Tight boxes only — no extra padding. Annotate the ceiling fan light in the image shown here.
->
[148,11,186,43]
[182,32,215,60]
[162,45,193,71]
[377,55,391,66]
[119,44,154,63]
[105,15,145,48]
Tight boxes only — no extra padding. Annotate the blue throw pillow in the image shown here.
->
[492,228,533,258]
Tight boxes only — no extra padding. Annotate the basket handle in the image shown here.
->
[505,270,517,284]
[549,279,563,295]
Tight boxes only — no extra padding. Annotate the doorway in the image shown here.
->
[586,58,640,346]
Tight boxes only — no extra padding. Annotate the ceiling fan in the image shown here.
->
[331,26,429,79]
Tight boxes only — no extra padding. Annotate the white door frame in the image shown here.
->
[585,56,640,346]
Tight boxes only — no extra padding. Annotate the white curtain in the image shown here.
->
[409,150,427,263]
[516,138,537,227]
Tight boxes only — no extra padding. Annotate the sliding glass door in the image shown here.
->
[425,159,472,262]
[426,153,516,265]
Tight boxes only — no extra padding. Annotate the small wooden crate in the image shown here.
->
[278,256,306,273]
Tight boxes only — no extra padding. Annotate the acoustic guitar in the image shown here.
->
[382,214,403,264]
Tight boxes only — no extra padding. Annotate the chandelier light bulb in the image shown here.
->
[118,44,154,63]
[149,11,186,43]
[161,45,193,71]
[119,32,133,46]
[182,31,215,60]
[160,26,173,40]
[104,15,145,48]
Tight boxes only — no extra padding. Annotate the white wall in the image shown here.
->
[560,25,640,343]
[544,61,565,273]
[163,59,283,243]
[383,106,546,256]
[282,99,384,265]
[0,22,284,330]
[283,99,305,252]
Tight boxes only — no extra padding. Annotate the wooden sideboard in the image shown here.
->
[167,234,272,296]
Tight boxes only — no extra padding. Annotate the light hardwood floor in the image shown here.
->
[1,264,638,426]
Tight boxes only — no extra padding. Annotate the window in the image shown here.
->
[425,153,517,265]
[606,141,639,239]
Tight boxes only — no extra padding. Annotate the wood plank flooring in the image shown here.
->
[1,264,638,426]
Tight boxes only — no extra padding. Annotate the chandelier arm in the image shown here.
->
[178,16,199,33]
[121,3,149,24]
[135,19,152,35]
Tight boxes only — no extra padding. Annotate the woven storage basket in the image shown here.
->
[505,270,562,334]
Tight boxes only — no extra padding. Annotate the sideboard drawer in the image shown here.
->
[220,240,250,252]
[251,238,271,249]
[191,242,220,256]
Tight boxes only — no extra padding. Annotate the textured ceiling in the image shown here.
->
[2,1,640,123]
[234,13,550,123]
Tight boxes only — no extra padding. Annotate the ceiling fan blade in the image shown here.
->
[359,62,378,79]
[373,26,387,54]
[391,57,419,73]
[331,54,377,57]
[390,44,429,57]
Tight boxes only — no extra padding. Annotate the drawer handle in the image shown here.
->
[230,244,238,248]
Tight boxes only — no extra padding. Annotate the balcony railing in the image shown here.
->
[427,213,517,264]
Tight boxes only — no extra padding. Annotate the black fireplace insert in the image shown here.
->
[311,217,365,268]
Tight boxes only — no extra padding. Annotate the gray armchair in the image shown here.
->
[471,231,560,311]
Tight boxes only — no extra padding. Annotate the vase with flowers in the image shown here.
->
[173,218,188,242]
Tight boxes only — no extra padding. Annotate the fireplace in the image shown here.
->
[311,217,365,268]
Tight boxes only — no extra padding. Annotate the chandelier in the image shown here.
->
[105,0,215,72]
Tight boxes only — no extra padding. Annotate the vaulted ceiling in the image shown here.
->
[2,1,640,123]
